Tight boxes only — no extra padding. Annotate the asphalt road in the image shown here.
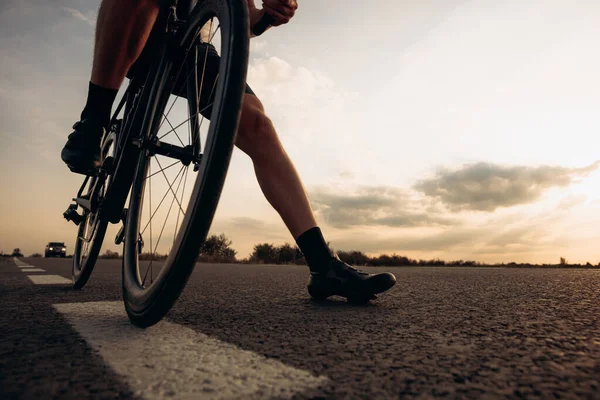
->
[1,256,599,399]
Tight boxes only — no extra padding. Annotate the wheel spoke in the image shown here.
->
[142,164,188,286]
[162,113,186,146]
[158,22,220,137]
[197,74,218,137]
[207,22,221,43]
[158,93,216,142]
[159,118,192,141]
[173,166,189,246]
[143,159,180,181]
[155,157,186,215]
[140,164,186,236]
[148,160,153,285]
[157,28,204,133]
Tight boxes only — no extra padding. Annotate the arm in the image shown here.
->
[247,0,298,37]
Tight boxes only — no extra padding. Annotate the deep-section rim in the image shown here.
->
[122,0,249,326]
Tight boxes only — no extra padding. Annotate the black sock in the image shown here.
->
[80,81,118,128]
[296,227,334,272]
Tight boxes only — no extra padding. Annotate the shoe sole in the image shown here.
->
[309,277,396,303]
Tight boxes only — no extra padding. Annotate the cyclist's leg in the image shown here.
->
[235,95,318,240]
[62,0,160,172]
[173,41,397,300]
[235,96,396,299]
[173,42,319,243]
[92,0,160,90]
[178,54,328,267]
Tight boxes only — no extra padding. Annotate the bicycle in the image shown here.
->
[62,0,273,327]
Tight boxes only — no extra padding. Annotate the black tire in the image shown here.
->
[123,0,249,327]
[71,134,116,289]
[72,200,109,289]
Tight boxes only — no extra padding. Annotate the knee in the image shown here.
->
[237,102,280,157]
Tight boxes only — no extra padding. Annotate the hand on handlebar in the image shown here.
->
[250,0,298,37]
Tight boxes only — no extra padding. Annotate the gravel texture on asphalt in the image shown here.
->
[1,257,599,399]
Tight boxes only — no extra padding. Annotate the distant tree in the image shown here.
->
[99,249,120,259]
[275,243,298,264]
[198,233,237,263]
[250,243,277,264]
[337,250,370,266]
[138,252,168,261]
[11,248,23,257]
[560,257,567,266]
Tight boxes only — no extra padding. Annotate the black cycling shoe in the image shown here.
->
[307,256,397,304]
[60,120,105,175]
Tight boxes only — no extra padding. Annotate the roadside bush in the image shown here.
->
[99,249,120,259]
[275,243,300,264]
[11,248,23,257]
[138,252,168,261]
[249,243,277,264]
[197,233,237,263]
[337,250,369,266]
[30,253,43,258]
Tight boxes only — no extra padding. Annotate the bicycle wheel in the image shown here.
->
[123,0,249,327]
[72,133,116,289]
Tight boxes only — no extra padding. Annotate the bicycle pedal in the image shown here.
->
[63,204,84,226]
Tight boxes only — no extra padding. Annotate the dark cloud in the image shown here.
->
[309,186,456,229]
[414,161,600,212]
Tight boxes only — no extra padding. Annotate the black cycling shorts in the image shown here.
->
[128,42,255,120]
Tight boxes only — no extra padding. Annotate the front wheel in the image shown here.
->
[122,0,249,327]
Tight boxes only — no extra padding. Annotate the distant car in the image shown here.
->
[45,242,67,258]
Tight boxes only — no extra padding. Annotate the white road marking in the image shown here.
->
[27,275,72,285]
[53,301,327,400]
[20,268,45,272]
[13,258,34,268]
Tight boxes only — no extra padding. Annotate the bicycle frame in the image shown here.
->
[70,0,202,225]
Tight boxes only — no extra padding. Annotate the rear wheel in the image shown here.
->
[122,0,249,327]
[71,134,116,289]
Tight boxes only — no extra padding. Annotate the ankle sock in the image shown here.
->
[296,227,334,272]
[80,81,118,128]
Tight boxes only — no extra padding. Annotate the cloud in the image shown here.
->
[250,39,267,53]
[414,161,600,212]
[328,208,567,261]
[63,7,95,27]
[309,185,455,229]
[329,227,483,254]
[557,193,588,210]
[246,55,355,141]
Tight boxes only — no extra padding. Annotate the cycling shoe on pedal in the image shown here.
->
[307,256,397,304]
[61,120,105,175]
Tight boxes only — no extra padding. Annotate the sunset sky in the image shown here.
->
[1,0,599,264]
